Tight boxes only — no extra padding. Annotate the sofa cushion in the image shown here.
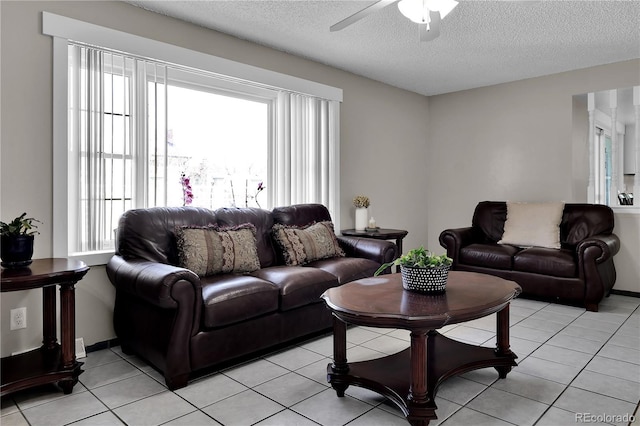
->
[472,201,508,243]
[116,206,218,264]
[252,266,338,311]
[309,257,380,284]
[562,204,615,247]
[460,243,520,270]
[215,207,278,268]
[272,221,345,266]
[176,224,261,276]
[513,247,576,278]
[499,201,565,249]
[201,275,279,328]
[272,203,332,227]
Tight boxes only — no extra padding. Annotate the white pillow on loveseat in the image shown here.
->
[498,201,565,249]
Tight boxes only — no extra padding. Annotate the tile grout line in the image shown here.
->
[4,296,638,426]
[529,304,640,426]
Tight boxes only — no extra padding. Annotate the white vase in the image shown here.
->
[355,207,368,231]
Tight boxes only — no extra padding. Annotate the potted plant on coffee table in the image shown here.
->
[1,212,40,268]
[375,247,453,293]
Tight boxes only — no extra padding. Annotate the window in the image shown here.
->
[160,79,270,210]
[594,127,613,206]
[47,13,342,265]
[586,87,639,208]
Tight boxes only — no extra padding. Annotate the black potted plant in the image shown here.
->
[1,213,40,268]
[375,246,453,293]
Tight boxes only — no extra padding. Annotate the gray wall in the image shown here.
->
[0,1,429,355]
[426,60,640,293]
[1,1,638,356]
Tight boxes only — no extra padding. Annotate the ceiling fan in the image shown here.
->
[330,0,459,42]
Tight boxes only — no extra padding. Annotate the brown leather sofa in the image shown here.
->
[439,201,620,312]
[107,203,396,390]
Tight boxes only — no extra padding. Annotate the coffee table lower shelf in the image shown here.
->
[327,331,517,426]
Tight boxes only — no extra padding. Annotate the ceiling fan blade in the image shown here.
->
[419,11,441,42]
[330,0,398,32]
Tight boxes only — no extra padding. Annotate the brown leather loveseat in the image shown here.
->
[107,203,396,390]
[439,201,620,312]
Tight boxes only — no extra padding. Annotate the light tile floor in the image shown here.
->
[2,295,639,426]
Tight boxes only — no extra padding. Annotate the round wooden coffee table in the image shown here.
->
[321,271,521,426]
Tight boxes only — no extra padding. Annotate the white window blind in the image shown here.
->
[272,92,340,218]
[68,44,167,254]
[49,14,342,265]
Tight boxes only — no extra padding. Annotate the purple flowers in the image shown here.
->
[255,182,265,208]
[180,173,193,206]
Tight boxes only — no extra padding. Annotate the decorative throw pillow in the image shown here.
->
[176,224,261,276]
[498,202,565,249]
[272,221,345,266]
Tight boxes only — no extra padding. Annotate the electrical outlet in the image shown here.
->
[10,307,27,330]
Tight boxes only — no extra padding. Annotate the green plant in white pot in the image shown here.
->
[0,213,40,268]
[375,247,453,293]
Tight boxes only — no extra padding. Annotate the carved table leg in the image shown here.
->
[329,315,349,397]
[408,330,428,404]
[59,378,78,395]
[42,286,57,351]
[495,303,514,378]
[407,330,433,426]
[60,282,77,370]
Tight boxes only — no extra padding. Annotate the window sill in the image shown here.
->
[67,251,114,267]
[612,206,640,215]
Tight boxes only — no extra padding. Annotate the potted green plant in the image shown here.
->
[1,213,40,268]
[375,247,453,293]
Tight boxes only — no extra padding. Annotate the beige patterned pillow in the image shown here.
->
[272,221,345,266]
[176,224,261,276]
[498,202,565,249]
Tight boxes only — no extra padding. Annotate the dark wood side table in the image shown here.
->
[1,258,89,396]
[322,271,521,426]
[341,228,408,272]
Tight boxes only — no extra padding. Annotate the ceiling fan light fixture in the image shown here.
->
[398,0,429,24]
[398,0,458,23]
[428,0,458,19]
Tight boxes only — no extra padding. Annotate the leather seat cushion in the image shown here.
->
[308,257,380,284]
[252,266,339,311]
[513,247,577,278]
[459,243,520,270]
[201,275,279,328]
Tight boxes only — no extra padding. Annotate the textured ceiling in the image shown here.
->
[125,0,640,96]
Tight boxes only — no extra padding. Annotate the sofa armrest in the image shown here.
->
[107,255,203,388]
[107,255,203,310]
[439,227,477,265]
[575,233,620,311]
[337,236,397,265]
[576,233,620,264]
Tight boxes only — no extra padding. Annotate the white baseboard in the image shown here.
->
[10,338,87,358]
[10,347,40,356]
[75,337,86,359]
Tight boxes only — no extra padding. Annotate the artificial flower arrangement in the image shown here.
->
[254,182,265,208]
[353,195,370,208]
[180,172,194,206]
